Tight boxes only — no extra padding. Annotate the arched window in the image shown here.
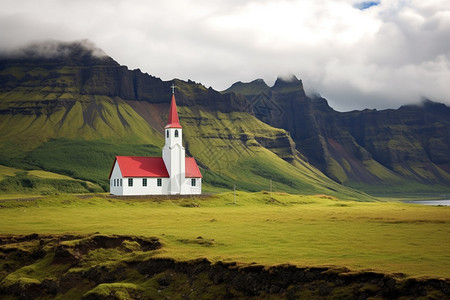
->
[174,130,179,138]
[166,130,169,138]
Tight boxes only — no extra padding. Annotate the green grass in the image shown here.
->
[0,192,449,278]
[0,165,21,180]
[0,139,162,191]
[27,170,74,180]
[347,180,450,196]
[0,174,103,195]
[0,164,103,194]
[222,79,270,96]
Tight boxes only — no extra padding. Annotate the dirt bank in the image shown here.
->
[1,234,448,299]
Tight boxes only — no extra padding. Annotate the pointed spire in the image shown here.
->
[165,92,182,129]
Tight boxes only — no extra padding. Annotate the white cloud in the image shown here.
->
[0,0,449,111]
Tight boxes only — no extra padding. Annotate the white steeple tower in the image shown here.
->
[162,85,185,194]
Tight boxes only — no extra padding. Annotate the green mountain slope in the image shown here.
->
[0,164,103,194]
[0,41,369,199]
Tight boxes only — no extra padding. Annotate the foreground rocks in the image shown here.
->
[0,234,449,299]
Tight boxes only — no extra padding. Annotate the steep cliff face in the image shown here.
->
[224,77,450,193]
[0,47,249,113]
[342,102,449,162]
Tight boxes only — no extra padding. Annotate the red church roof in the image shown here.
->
[109,156,202,178]
[185,157,202,178]
[111,156,169,178]
[165,94,182,128]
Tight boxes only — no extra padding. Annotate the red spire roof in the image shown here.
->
[165,94,182,129]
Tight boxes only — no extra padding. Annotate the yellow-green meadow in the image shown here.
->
[1,192,449,279]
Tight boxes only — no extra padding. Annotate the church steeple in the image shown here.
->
[162,84,185,194]
[165,84,182,129]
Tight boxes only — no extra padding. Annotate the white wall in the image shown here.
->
[110,162,172,196]
[182,177,202,195]
[121,177,170,196]
[110,161,123,195]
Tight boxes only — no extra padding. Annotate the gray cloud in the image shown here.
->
[1,0,449,111]
[0,39,107,59]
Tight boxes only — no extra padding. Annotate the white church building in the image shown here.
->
[109,88,202,195]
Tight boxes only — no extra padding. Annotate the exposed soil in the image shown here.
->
[0,234,449,299]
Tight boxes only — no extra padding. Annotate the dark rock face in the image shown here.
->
[0,43,250,114]
[225,78,450,190]
[342,102,450,167]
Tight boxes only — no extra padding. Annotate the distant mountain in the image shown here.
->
[0,40,369,199]
[224,77,450,194]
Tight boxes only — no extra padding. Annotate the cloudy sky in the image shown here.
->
[1,0,449,111]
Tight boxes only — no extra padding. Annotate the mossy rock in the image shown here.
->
[82,282,143,300]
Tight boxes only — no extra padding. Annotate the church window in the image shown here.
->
[114,179,116,186]
[174,130,179,138]
[166,130,169,138]
[128,178,133,187]
[120,179,122,186]
[157,178,162,187]
[143,178,147,187]
[191,178,196,186]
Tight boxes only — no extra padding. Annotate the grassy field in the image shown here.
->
[0,192,449,279]
[0,164,104,195]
